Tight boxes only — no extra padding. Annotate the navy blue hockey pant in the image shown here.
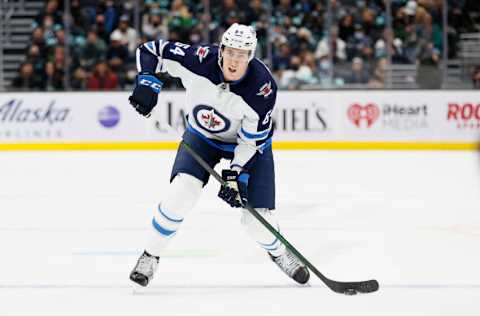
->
[170,129,275,210]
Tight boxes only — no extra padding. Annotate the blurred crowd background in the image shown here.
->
[1,0,480,91]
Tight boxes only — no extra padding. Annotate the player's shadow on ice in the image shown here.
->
[132,283,315,295]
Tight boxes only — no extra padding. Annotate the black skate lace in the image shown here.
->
[276,251,302,276]
[136,254,158,277]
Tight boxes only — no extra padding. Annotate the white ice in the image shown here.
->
[1,150,480,316]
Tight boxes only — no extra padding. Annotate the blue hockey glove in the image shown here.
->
[128,72,163,117]
[218,169,249,208]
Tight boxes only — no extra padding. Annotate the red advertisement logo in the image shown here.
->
[348,103,380,128]
[447,103,480,129]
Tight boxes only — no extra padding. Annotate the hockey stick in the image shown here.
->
[181,141,379,295]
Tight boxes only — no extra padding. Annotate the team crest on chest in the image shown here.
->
[195,46,209,63]
[256,81,273,98]
[193,105,231,133]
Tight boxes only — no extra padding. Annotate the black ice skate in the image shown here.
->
[269,250,310,284]
[129,251,159,287]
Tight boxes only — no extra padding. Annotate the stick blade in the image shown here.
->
[330,279,379,295]
[358,279,379,293]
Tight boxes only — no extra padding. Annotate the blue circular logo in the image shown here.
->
[192,105,230,134]
[98,106,120,128]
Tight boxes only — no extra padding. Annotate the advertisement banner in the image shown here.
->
[272,91,333,140]
[0,91,479,149]
[0,92,152,142]
[336,91,480,142]
[338,91,434,141]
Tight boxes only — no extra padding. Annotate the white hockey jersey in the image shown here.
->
[136,40,277,170]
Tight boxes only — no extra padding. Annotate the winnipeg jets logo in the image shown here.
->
[195,46,209,63]
[201,110,221,128]
[193,105,231,133]
[256,81,273,98]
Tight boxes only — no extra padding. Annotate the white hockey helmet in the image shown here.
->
[219,23,257,62]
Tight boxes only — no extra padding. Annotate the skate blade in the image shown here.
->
[297,281,311,288]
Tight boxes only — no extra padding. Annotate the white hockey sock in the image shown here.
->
[240,208,286,257]
[145,173,203,257]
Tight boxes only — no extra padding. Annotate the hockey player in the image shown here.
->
[128,23,310,287]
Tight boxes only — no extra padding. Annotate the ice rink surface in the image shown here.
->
[1,149,480,316]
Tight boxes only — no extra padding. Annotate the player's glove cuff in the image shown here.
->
[128,72,163,117]
[137,73,163,93]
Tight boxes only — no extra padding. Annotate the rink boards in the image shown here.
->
[0,91,478,150]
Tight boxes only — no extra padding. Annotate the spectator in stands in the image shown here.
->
[190,26,206,45]
[80,30,107,71]
[273,0,296,23]
[102,0,119,35]
[245,0,268,58]
[346,24,374,61]
[419,7,442,47]
[316,56,333,87]
[11,62,43,91]
[87,60,118,90]
[360,6,380,40]
[110,14,138,57]
[245,0,267,27]
[302,2,324,40]
[34,0,62,28]
[290,27,316,56]
[71,67,88,91]
[142,8,169,41]
[41,15,59,50]
[338,13,355,42]
[401,23,422,63]
[51,46,66,70]
[212,0,242,29]
[44,61,64,91]
[314,26,347,64]
[26,45,46,76]
[123,0,136,13]
[272,42,292,77]
[447,0,467,58]
[107,31,130,88]
[31,27,47,58]
[278,53,319,89]
[417,43,442,89]
[328,0,343,24]
[296,52,318,85]
[448,0,465,24]
[95,14,110,44]
[51,26,81,66]
[374,39,387,59]
[472,66,480,89]
[392,38,410,64]
[70,0,89,30]
[168,0,198,40]
[9,0,480,91]
[279,55,302,89]
[418,0,443,26]
[368,57,387,88]
[344,57,370,84]
[54,27,66,47]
